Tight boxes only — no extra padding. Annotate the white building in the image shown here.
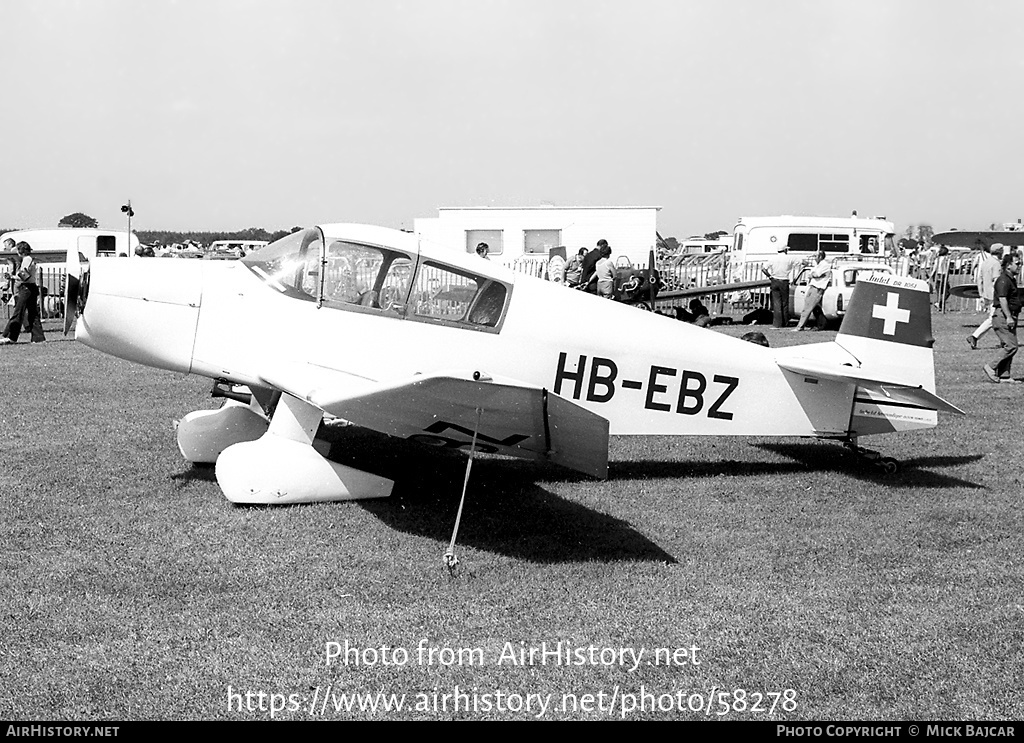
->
[413,206,661,268]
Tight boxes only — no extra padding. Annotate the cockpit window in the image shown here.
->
[241,228,322,301]
[410,261,508,329]
[242,229,509,330]
[322,241,413,313]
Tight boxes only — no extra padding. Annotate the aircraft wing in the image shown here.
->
[258,364,610,478]
[932,231,1024,248]
[950,284,1024,302]
[776,357,965,415]
[658,279,771,301]
[949,285,981,300]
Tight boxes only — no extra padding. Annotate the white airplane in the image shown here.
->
[64,224,964,505]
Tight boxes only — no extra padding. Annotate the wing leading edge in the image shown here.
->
[258,364,610,478]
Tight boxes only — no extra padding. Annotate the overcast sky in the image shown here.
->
[2,0,1022,238]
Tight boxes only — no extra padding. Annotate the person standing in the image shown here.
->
[930,246,952,311]
[0,242,40,345]
[762,243,797,328]
[967,243,1004,350]
[2,238,16,301]
[579,239,607,291]
[983,253,1022,384]
[793,250,830,331]
[565,248,587,286]
[593,245,615,299]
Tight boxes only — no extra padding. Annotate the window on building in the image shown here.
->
[465,230,503,256]
[524,229,561,255]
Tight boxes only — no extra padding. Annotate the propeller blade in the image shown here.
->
[63,250,88,336]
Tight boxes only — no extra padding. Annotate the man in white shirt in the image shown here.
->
[967,243,1004,350]
[794,251,830,331]
[762,244,799,328]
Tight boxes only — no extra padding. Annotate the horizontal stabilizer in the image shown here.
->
[777,357,965,415]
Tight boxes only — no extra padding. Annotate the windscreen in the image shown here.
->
[241,228,323,301]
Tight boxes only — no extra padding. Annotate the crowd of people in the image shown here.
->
[752,239,1023,382]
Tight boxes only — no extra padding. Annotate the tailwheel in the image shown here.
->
[878,457,900,476]
[842,438,900,476]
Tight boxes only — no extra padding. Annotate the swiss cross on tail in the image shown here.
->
[871,292,911,335]
[839,273,935,348]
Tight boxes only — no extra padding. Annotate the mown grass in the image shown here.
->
[0,312,1021,720]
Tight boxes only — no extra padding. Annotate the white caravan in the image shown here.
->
[729,216,896,279]
[0,228,141,259]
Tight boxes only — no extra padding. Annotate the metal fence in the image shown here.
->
[501,251,985,316]
[1,255,987,326]
[2,266,66,323]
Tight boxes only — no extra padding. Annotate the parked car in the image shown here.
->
[791,258,893,326]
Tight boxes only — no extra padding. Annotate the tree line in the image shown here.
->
[0,212,302,246]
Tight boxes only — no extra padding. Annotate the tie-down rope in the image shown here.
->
[444,406,482,572]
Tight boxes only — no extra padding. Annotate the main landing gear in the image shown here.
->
[842,437,900,475]
[176,386,393,504]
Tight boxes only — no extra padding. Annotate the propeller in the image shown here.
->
[63,249,89,336]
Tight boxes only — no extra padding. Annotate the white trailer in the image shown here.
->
[730,215,896,264]
[0,228,140,259]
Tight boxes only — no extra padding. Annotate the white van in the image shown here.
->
[729,215,896,280]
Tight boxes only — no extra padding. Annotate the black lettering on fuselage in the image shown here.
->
[708,375,739,420]
[645,366,677,412]
[587,357,618,403]
[554,352,586,399]
[676,370,706,415]
[551,354,738,421]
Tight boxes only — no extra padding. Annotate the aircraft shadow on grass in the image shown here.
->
[173,426,675,564]
[334,430,674,564]
[170,422,984,563]
[360,465,676,565]
[751,443,985,489]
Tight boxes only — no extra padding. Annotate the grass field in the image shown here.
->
[1,312,1021,720]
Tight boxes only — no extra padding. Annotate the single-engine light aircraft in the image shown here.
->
[65,224,963,505]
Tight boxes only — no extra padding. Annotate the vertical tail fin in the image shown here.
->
[837,272,935,350]
[836,273,960,434]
